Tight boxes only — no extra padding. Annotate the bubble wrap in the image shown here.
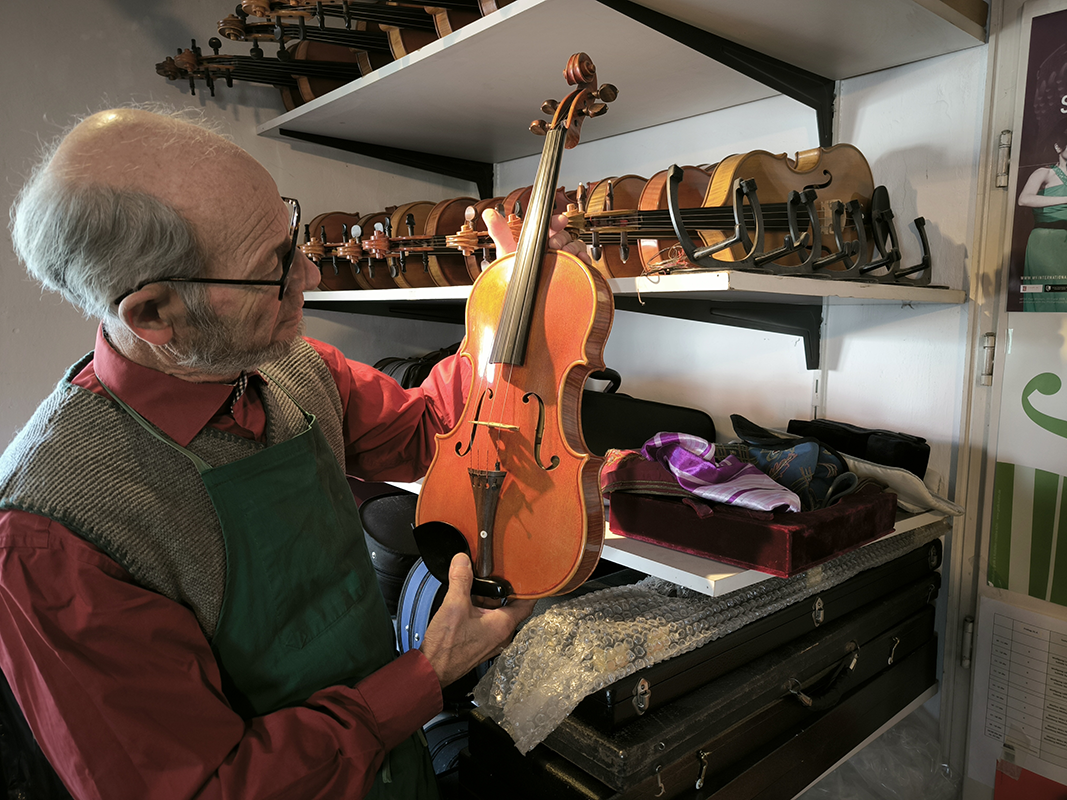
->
[473,520,949,754]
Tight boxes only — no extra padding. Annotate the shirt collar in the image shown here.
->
[93,325,237,447]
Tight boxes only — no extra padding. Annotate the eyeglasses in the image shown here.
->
[112,197,301,305]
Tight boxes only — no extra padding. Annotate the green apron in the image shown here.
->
[101,374,438,799]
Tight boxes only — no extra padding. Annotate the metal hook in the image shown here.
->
[655,765,665,797]
[666,166,764,270]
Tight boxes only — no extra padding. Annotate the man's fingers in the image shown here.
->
[482,207,516,256]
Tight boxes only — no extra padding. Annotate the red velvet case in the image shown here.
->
[606,484,898,577]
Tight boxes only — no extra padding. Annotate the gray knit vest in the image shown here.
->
[0,339,347,639]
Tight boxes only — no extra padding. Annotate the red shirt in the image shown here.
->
[0,327,470,799]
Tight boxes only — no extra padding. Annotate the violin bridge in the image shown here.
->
[469,468,507,578]
[471,420,520,431]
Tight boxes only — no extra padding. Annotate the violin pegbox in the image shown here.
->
[528,53,617,149]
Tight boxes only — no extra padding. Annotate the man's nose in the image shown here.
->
[293,251,320,296]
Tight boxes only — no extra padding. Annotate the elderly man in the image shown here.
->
[0,108,545,799]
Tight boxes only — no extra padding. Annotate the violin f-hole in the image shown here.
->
[456,389,491,457]
[804,169,833,192]
[522,391,560,471]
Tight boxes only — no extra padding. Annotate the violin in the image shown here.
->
[377,201,437,289]
[414,53,617,599]
[579,174,647,279]
[156,37,364,109]
[350,210,399,290]
[300,211,363,290]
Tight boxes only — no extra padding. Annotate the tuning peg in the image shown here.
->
[218,15,245,41]
[597,84,618,103]
[541,99,559,115]
[250,42,264,58]
[209,37,222,55]
[530,120,548,136]
[585,103,609,118]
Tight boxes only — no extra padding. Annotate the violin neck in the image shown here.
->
[490,124,568,366]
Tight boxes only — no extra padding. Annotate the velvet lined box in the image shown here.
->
[606,484,898,578]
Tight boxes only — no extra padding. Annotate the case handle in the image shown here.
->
[787,642,860,711]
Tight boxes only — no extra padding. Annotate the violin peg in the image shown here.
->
[586,103,609,118]
[208,37,223,55]
[596,83,619,103]
[530,120,548,136]
[241,0,269,18]
[218,14,245,41]
[541,99,559,115]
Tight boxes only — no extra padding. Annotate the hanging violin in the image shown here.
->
[414,53,617,599]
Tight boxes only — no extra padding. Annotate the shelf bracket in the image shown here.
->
[595,0,836,148]
[613,296,823,370]
[277,128,496,200]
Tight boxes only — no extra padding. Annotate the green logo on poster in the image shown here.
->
[1022,372,1067,438]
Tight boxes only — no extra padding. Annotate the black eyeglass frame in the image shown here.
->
[112,197,301,305]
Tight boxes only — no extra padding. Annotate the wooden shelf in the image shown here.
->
[257,0,986,165]
[304,269,966,310]
[600,509,948,597]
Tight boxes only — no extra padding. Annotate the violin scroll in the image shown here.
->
[528,53,618,147]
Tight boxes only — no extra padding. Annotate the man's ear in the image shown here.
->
[115,284,184,346]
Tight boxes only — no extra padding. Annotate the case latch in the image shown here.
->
[812,596,825,626]
[632,678,651,715]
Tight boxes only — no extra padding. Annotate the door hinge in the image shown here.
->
[980,332,996,386]
[995,130,1013,188]
[961,615,975,669]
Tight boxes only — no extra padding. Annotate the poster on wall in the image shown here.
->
[966,596,1067,791]
[988,315,1067,600]
[1008,7,1067,312]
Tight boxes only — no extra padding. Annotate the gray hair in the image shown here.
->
[10,173,207,321]
[8,105,225,321]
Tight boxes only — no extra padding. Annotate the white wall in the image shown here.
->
[0,0,477,447]
[496,46,986,492]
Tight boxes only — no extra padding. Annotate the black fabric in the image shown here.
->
[373,343,461,389]
[581,373,714,456]
[0,670,72,799]
[786,417,930,478]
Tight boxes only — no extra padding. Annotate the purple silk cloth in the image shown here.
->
[641,432,801,513]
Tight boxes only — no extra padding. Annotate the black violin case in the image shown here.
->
[574,535,942,732]
[459,563,940,800]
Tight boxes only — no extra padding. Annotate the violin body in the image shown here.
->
[305,211,363,290]
[637,165,713,274]
[388,201,437,288]
[353,210,398,290]
[424,196,479,286]
[416,249,613,598]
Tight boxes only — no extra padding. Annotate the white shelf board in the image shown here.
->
[600,509,947,597]
[257,0,986,164]
[303,269,966,307]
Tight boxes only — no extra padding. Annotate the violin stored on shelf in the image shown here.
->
[156,37,364,107]
[300,211,363,290]
[414,53,617,599]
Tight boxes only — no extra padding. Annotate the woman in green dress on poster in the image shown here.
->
[1018,131,1067,312]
